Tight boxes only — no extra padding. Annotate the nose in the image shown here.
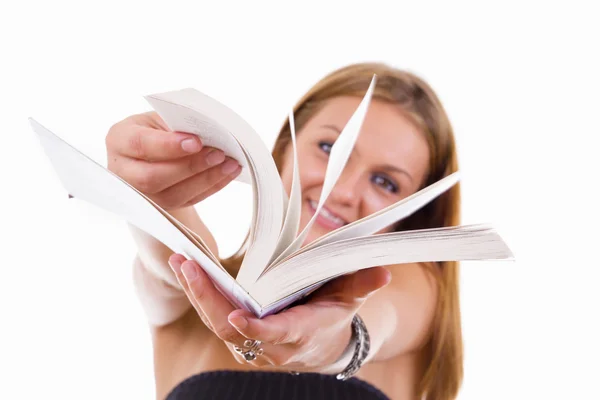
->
[328,162,364,207]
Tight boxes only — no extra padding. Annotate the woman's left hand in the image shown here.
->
[168,253,391,373]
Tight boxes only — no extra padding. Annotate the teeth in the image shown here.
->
[309,200,345,225]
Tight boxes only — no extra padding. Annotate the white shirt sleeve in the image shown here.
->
[131,256,192,327]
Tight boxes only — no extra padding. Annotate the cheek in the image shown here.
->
[298,156,327,193]
[361,188,396,218]
[365,192,399,234]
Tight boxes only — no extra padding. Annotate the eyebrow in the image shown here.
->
[380,165,414,183]
[320,124,414,183]
[321,124,342,136]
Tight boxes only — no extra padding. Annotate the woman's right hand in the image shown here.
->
[106,112,241,211]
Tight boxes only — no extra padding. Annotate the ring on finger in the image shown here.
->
[233,339,264,361]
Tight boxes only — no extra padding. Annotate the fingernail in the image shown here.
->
[383,270,392,286]
[181,262,198,281]
[221,159,239,174]
[206,150,225,166]
[168,258,182,273]
[228,315,248,330]
[229,165,242,177]
[181,138,201,153]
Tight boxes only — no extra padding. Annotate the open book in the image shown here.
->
[29,75,513,318]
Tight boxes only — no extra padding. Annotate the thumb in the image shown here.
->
[316,267,392,303]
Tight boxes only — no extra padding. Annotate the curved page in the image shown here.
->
[297,171,461,254]
[267,75,377,268]
[144,91,285,287]
[29,118,262,315]
[269,111,302,264]
[253,224,514,306]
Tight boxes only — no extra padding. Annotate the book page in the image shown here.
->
[166,215,221,266]
[255,279,332,318]
[146,89,252,184]
[258,278,347,317]
[269,112,302,264]
[297,171,461,254]
[28,118,263,314]
[143,92,286,287]
[266,75,378,268]
[254,224,514,306]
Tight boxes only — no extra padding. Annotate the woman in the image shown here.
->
[105,62,462,400]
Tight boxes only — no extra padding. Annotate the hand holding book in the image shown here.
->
[29,74,514,318]
[167,253,391,371]
[105,112,242,211]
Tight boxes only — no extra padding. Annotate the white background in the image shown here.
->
[1,1,598,399]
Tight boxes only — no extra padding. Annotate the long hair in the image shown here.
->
[222,62,463,400]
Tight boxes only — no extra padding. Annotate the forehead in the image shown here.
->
[302,96,430,168]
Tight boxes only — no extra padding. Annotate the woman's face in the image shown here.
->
[279,96,431,245]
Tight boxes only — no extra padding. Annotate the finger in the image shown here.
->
[114,147,227,194]
[175,258,248,346]
[227,306,351,368]
[167,254,214,330]
[228,307,308,346]
[181,165,242,207]
[107,124,203,162]
[313,267,392,304]
[151,159,240,209]
[169,255,284,367]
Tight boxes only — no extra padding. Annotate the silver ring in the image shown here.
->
[233,339,264,361]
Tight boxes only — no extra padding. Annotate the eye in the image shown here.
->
[371,174,399,194]
[318,141,333,155]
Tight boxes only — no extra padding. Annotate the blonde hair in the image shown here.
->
[223,62,463,400]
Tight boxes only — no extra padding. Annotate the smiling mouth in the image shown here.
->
[308,199,348,228]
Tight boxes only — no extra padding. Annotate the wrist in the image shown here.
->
[316,321,355,375]
[315,314,370,379]
[334,314,370,380]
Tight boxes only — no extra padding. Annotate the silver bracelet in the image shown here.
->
[336,314,370,381]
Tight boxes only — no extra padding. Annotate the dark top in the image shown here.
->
[166,370,390,400]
